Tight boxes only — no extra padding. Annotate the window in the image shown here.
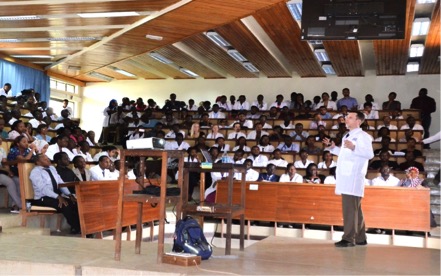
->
[50,98,75,118]
[50,79,77,94]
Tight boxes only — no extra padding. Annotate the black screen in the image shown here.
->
[301,0,407,40]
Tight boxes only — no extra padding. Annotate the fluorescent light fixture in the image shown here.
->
[110,67,136,78]
[32,61,53,64]
[0,15,40,21]
[409,44,425,57]
[417,0,436,3]
[145,34,163,41]
[287,1,302,21]
[88,72,114,82]
[205,31,231,47]
[179,68,199,78]
[412,18,430,36]
[406,62,419,72]
[11,55,52,59]
[47,37,102,41]
[68,65,81,71]
[0,39,21,43]
[309,40,323,45]
[314,49,330,62]
[322,64,336,75]
[227,49,247,62]
[77,11,139,18]
[242,62,259,73]
[148,52,173,64]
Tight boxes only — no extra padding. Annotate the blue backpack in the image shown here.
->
[172,216,212,260]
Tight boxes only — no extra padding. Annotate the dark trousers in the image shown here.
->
[341,194,366,243]
[33,196,81,231]
[421,114,431,139]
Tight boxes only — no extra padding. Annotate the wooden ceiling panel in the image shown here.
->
[373,0,416,75]
[155,45,225,79]
[0,17,137,29]
[113,60,165,80]
[323,41,364,76]
[420,0,440,74]
[253,2,325,77]
[0,30,118,40]
[215,20,290,78]
[132,55,192,79]
[95,67,135,80]
[49,0,284,78]
[182,34,257,78]
[0,1,178,16]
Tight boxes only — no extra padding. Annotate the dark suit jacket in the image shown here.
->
[258,173,280,182]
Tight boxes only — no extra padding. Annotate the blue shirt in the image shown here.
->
[337,97,358,110]
[30,165,71,199]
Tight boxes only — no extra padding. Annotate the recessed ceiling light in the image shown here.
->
[287,1,302,21]
[179,67,199,78]
[77,12,139,18]
[205,31,231,48]
[148,52,173,64]
[88,72,114,82]
[145,34,163,41]
[242,62,259,73]
[0,15,40,21]
[0,39,22,43]
[409,44,425,57]
[227,49,247,62]
[322,64,336,75]
[47,37,102,41]
[109,67,136,78]
[406,62,419,72]
[11,55,52,59]
[412,18,431,36]
[314,49,330,62]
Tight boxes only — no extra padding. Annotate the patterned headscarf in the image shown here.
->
[400,167,423,188]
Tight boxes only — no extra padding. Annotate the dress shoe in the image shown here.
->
[356,240,368,246]
[334,240,355,247]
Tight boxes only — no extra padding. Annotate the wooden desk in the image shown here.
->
[114,149,184,264]
[181,163,246,255]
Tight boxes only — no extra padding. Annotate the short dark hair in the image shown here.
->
[53,152,68,164]
[98,155,109,162]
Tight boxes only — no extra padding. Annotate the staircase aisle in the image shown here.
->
[424,149,441,225]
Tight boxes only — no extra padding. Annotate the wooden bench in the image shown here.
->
[216,181,430,238]
[18,162,63,230]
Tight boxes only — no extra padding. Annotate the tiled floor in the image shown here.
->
[0,227,439,275]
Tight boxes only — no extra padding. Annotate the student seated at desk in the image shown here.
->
[370,165,400,187]
[258,163,280,182]
[279,163,303,183]
[267,149,288,168]
[30,154,80,234]
[304,163,325,184]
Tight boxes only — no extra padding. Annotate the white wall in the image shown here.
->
[82,71,441,148]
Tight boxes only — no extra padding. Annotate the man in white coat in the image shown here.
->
[324,111,374,247]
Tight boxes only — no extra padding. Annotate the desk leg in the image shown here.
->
[240,214,244,251]
[135,202,143,254]
[225,215,232,255]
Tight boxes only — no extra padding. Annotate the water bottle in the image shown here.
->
[221,151,230,163]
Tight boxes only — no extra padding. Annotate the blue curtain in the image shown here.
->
[0,59,50,102]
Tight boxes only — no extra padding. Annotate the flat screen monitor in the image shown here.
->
[301,0,407,40]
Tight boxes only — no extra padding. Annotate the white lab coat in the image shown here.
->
[329,128,374,197]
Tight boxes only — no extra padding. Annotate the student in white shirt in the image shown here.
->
[370,165,400,187]
[294,149,314,169]
[318,150,337,169]
[89,156,112,181]
[269,94,288,110]
[267,149,288,168]
[206,124,224,140]
[232,95,250,111]
[279,163,303,182]
[208,104,226,119]
[247,146,268,167]
[227,123,246,140]
[251,94,268,111]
